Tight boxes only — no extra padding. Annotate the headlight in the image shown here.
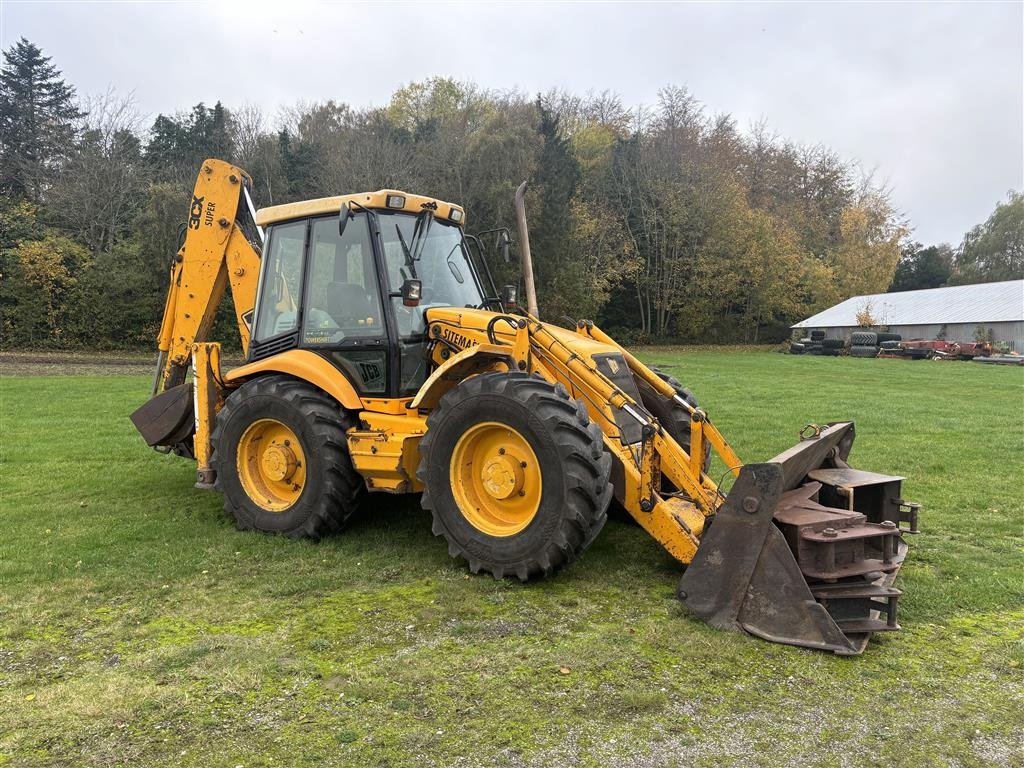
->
[386,194,406,209]
[449,208,464,223]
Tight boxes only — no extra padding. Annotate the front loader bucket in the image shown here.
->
[678,423,914,655]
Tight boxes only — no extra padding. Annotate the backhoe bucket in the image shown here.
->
[130,382,195,449]
[678,423,914,655]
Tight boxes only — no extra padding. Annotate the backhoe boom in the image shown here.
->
[153,160,261,394]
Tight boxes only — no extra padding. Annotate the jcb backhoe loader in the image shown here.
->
[132,159,921,655]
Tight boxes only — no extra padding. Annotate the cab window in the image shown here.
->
[376,212,482,394]
[302,215,384,345]
[253,220,306,342]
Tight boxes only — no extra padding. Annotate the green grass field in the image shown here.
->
[1,351,1022,767]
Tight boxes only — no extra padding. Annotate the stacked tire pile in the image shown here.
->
[790,330,903,357]
[820,338,845,356]
[850,331,878,358]
[791,330,845,356]
[850,331,902,358]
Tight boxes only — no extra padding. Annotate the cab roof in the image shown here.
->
[254,189,466,228]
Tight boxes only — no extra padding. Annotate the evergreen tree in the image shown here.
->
[144,101,234,179]
[529,98,582,319]
[890,242,953,292]
[0,38,83,201]
[277,129,316,201]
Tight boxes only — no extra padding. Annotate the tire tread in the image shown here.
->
[418,372,611,581]
[211,375,363,539]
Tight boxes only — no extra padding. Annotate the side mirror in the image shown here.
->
[500,284,518,309]
[497,231,511,263]
[401,278,422,308]
[338,203,353,238]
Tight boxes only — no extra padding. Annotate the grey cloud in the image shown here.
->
[2,0,1021,245]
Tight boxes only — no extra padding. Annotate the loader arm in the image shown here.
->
[421,307,741,560]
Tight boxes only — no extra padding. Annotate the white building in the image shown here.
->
[792,280,1024,350]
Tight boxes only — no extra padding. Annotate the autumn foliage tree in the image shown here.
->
[951,191,1024,284]
[0,39,956,349]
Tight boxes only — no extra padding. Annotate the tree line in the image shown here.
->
[1,38,1020,350]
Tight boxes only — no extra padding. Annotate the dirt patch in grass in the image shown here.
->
[0,351,246,377]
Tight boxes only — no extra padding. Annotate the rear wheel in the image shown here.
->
[418,372,612,580]
[211,375,363,538]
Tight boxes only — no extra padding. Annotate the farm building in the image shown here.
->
[792,279,1024,350]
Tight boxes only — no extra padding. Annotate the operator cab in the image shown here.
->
[251,191,490,397]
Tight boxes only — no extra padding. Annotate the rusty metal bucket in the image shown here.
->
[678,423,915,655]
[129,382,195,450]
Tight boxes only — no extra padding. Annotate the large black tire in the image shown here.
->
[876,332,902,344]
[635,369,711,479]
[851,331,878,347]
[417,372,612,581]
[850,345,879,358]
[809,330,826,341]
[211,375,363,538]
[790,342,806,355]
[821,338,846,350]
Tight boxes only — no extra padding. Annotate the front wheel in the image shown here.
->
[418,372,612,581]
[210,375,363,538]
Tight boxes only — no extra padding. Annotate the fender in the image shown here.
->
[225,349,362,410]
[410,344,516,409]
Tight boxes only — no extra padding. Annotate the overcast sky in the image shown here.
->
[2,1,1022,245]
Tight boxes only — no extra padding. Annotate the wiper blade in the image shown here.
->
[395,223,415,268]
[410,209,433,262]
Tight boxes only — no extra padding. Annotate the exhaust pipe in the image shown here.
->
[513,181,540,318]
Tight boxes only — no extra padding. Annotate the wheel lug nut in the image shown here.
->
[498,448,505,455]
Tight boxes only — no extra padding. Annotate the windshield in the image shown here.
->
[378,212,484,332]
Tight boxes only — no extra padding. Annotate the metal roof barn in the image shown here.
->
[792,280,1024,350]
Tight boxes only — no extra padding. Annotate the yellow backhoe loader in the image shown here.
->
[132,159,921,655]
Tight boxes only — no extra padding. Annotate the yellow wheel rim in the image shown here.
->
[450,421,542,537]
[237,418,307,512]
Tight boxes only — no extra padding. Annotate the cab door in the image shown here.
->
[250,213,391,396]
